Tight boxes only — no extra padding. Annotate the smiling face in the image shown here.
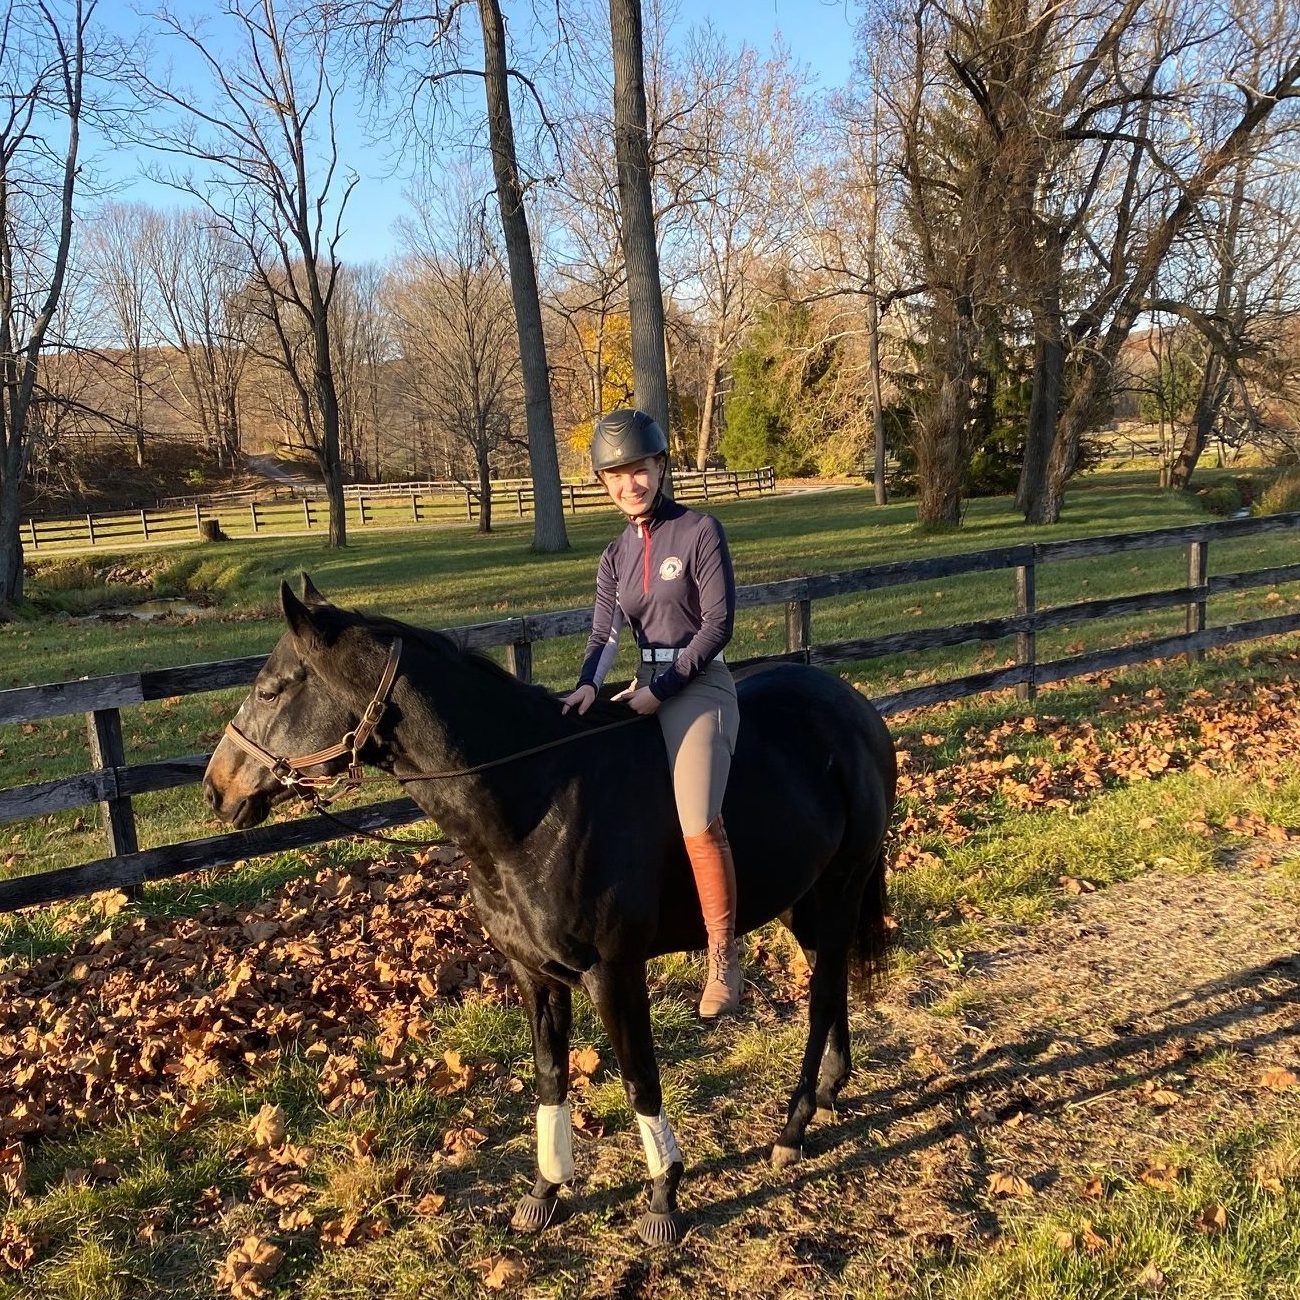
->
[600,456,664,520]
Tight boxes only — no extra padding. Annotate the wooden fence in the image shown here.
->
[22,468,777,553]
[2,511,1299,913]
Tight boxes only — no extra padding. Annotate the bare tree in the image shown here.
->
[140,0,357,547]
[143,209,253,468]
[1039,13,1300,522]
[362,0,569,551]
[610,0,670,442]
[83,200,162,468]
[0,0,100,609]
[330,260,391,481]
[392,172,524,532]
[675,38,810,469]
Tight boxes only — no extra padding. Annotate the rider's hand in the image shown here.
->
[561,684,597,715]
[611,684,661,715]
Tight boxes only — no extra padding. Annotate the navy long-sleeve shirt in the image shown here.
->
[577,497,736,701]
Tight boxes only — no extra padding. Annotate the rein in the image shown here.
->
[224,636,649,842]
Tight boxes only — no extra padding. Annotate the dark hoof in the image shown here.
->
[636,1209,687,1246]
[510,1190,566,1233]
[771,1142,802,1169]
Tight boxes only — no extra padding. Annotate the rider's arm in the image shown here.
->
[577,546,624,690]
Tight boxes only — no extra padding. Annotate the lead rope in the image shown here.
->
[298,711,651,848]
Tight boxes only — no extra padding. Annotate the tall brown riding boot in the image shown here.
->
[683,816,742,1018]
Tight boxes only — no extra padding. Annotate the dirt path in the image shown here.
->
[855,849,1300,1237]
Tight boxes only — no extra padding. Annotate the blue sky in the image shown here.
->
[96,0,858,265]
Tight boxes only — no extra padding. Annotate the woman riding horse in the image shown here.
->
[562,409,744,1019]
[204,577,897,1246]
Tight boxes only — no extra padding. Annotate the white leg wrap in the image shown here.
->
[636,1109,682,1179]
[536,1102,574,1184]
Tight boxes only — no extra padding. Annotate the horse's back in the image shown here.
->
[735,662,896,797]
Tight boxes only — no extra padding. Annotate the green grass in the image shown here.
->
[4,472,1299,880]
[2,638,1299,1296]
[899,1122,1300,1300]
[3,469,1300,1296]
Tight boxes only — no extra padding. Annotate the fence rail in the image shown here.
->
[27,468,777,552]
[3,510,1300,912]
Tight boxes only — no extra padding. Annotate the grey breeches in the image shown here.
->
[648,659,740,837]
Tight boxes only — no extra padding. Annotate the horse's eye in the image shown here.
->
[256,687,279,702]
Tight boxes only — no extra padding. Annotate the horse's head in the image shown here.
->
[203,576,396,828]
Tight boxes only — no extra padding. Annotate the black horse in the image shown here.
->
[203,579,897,1245]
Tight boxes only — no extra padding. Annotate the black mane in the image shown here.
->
[344,607,635,728]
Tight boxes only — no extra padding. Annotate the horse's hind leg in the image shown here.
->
[583,959,688,1247]
[509,963,574,1233]
[782,900,852,1123]
[773,892,857,1168]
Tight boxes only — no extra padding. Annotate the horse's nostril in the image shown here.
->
[203,778,218,811]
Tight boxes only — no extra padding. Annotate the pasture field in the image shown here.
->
[4,472,1299,878]
[2,476,1300,1299]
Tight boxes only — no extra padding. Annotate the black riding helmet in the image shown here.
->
[590,408,668,475]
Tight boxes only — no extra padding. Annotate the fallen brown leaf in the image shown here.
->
[481,1255,528,1290]
[215,1234,283,1299]
[1196,1203,1228,1235]
[987,1171,1034,1199]
[1136,1261,1166,1292]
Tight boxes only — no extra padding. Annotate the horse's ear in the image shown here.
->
[281,580,336,653]
[300,573,330,608]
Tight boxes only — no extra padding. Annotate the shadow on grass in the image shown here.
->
[471,948,1300,1264]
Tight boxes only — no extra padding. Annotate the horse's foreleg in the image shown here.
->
[509,964,574,1234]
[583,959,687,1247]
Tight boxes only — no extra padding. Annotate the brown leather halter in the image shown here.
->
[223,637,403,803]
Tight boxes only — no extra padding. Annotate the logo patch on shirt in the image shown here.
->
[658,555,684,581]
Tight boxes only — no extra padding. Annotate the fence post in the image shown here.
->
[194,503,202,537]
[1016,557,1037,703]
[85,707,139,880]
[87,513,96,546]
[139,509,150,540]
[784,595,812,661]
[505,639,533,684]
[464,488,473,521]
[28,518,38,551]
[411,494,420,524]
[358,496,369,526]
[567,484,577,514]
[1186,537,1209,665]
[303,499,313,530]
[516,487,524,517]
[250,502,259,533]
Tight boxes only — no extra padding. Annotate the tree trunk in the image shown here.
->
[1169,356,1226,491]
[609,0,670,440]
[868,290,888,506]
[477,443,492,533]
[913,300,975,527]
[695,331,724,470]
[914,378,968,527]
[308,281,347,548]
[0,444,24,610]
[1017,333,1063,517]
[478,0,568,552]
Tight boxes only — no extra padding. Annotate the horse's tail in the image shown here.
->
[850,842,892,998]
